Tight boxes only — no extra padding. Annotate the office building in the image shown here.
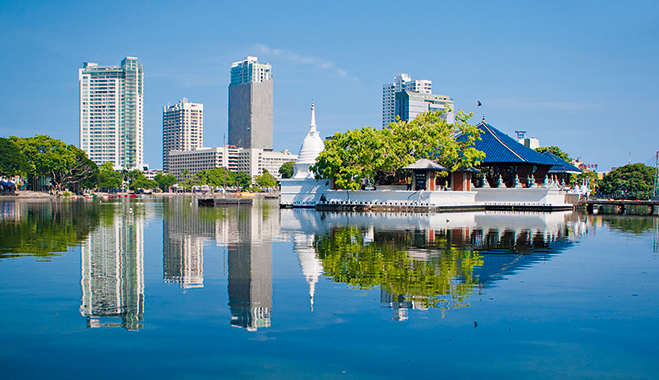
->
[79,57,143,170]
[162,99,204,173]
[395,91,455,124]
[228,56,273,150]
[168,146,296,181]
[382,73,432,127]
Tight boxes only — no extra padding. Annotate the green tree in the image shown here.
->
[255,170,278,190]
[96,162,122,191]
[311,110,484,190]
[0,137,26,177]
[154,173,177,192]
[598,163,655,199]
[234,171,251,189]
[12,135,98,192]
[535,146,570,161]
[278,161,295,179]
[129,175,158,191]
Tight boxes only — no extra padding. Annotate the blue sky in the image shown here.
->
[1,0,658,171]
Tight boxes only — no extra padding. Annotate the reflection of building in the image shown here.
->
[380,289,428,321]
[200,201,281,331]
[282,209,591,321]
[162,201,216,289]
[227,206,273,331]
[80,207,144,330]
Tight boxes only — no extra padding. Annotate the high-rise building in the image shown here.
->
[79,57,144,170]
[228,56,273,150]
[162,99,204,173]
[395,91,455,124]
[382,74,432,127]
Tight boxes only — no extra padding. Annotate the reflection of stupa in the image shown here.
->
[293,234,323,311]
[80,206,144,330]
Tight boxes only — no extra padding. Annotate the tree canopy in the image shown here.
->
[278,161,295,179]
[255,170,278,189]
[0,137,26,177]
[311,110,484,190]
[535,146,570,161]
[598,163,655,199]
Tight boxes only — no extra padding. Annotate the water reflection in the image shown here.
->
[162,199,214,289]
[79,203,148,330]
[282,210,591,320]
[0,200,101,259]
[161,198,280,331]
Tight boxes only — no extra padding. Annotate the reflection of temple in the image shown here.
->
[293,234,323,311]
[80,206,144,330]
[282,209,591,321]
[219,203,275,331]
[163,201,216,289]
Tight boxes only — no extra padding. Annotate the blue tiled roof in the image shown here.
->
[471,122,556,166]
[542,151,583,174]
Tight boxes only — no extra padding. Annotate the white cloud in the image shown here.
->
[255,43,358,81]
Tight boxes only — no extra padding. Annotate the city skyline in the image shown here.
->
[2,1,658,172]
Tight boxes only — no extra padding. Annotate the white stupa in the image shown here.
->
[292,102,324,179]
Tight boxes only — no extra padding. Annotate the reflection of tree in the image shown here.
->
[314,227,483,310]
[0,200,101,259]
[601,216,655,235]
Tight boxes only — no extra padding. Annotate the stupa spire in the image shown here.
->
[310,101,316,131]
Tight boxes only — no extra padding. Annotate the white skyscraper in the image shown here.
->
[162,99,204,173]
[79,57,144,170]
[382,73,432,128]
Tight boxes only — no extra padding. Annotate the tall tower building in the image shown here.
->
[79,57,144,170]
[228,56,273,150]
[382,73,432,128]
[162,99,204,173]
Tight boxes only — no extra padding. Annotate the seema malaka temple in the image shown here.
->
[280,107,579,212]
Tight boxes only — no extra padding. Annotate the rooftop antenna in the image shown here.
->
[515,130,527,140]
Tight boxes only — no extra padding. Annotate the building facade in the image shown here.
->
[394,91,455,124]
[228,57,273,150]
[382,74,432,128]
[79,57,144,170]
[162,99,204,173]
[168,146,296,180]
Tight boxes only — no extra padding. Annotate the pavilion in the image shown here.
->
[470,122,557,188]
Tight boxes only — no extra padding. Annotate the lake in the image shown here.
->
[0,197,657,379]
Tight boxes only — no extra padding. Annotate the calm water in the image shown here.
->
[0,197,657,379]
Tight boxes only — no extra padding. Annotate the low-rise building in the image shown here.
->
[168,146,296,181]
